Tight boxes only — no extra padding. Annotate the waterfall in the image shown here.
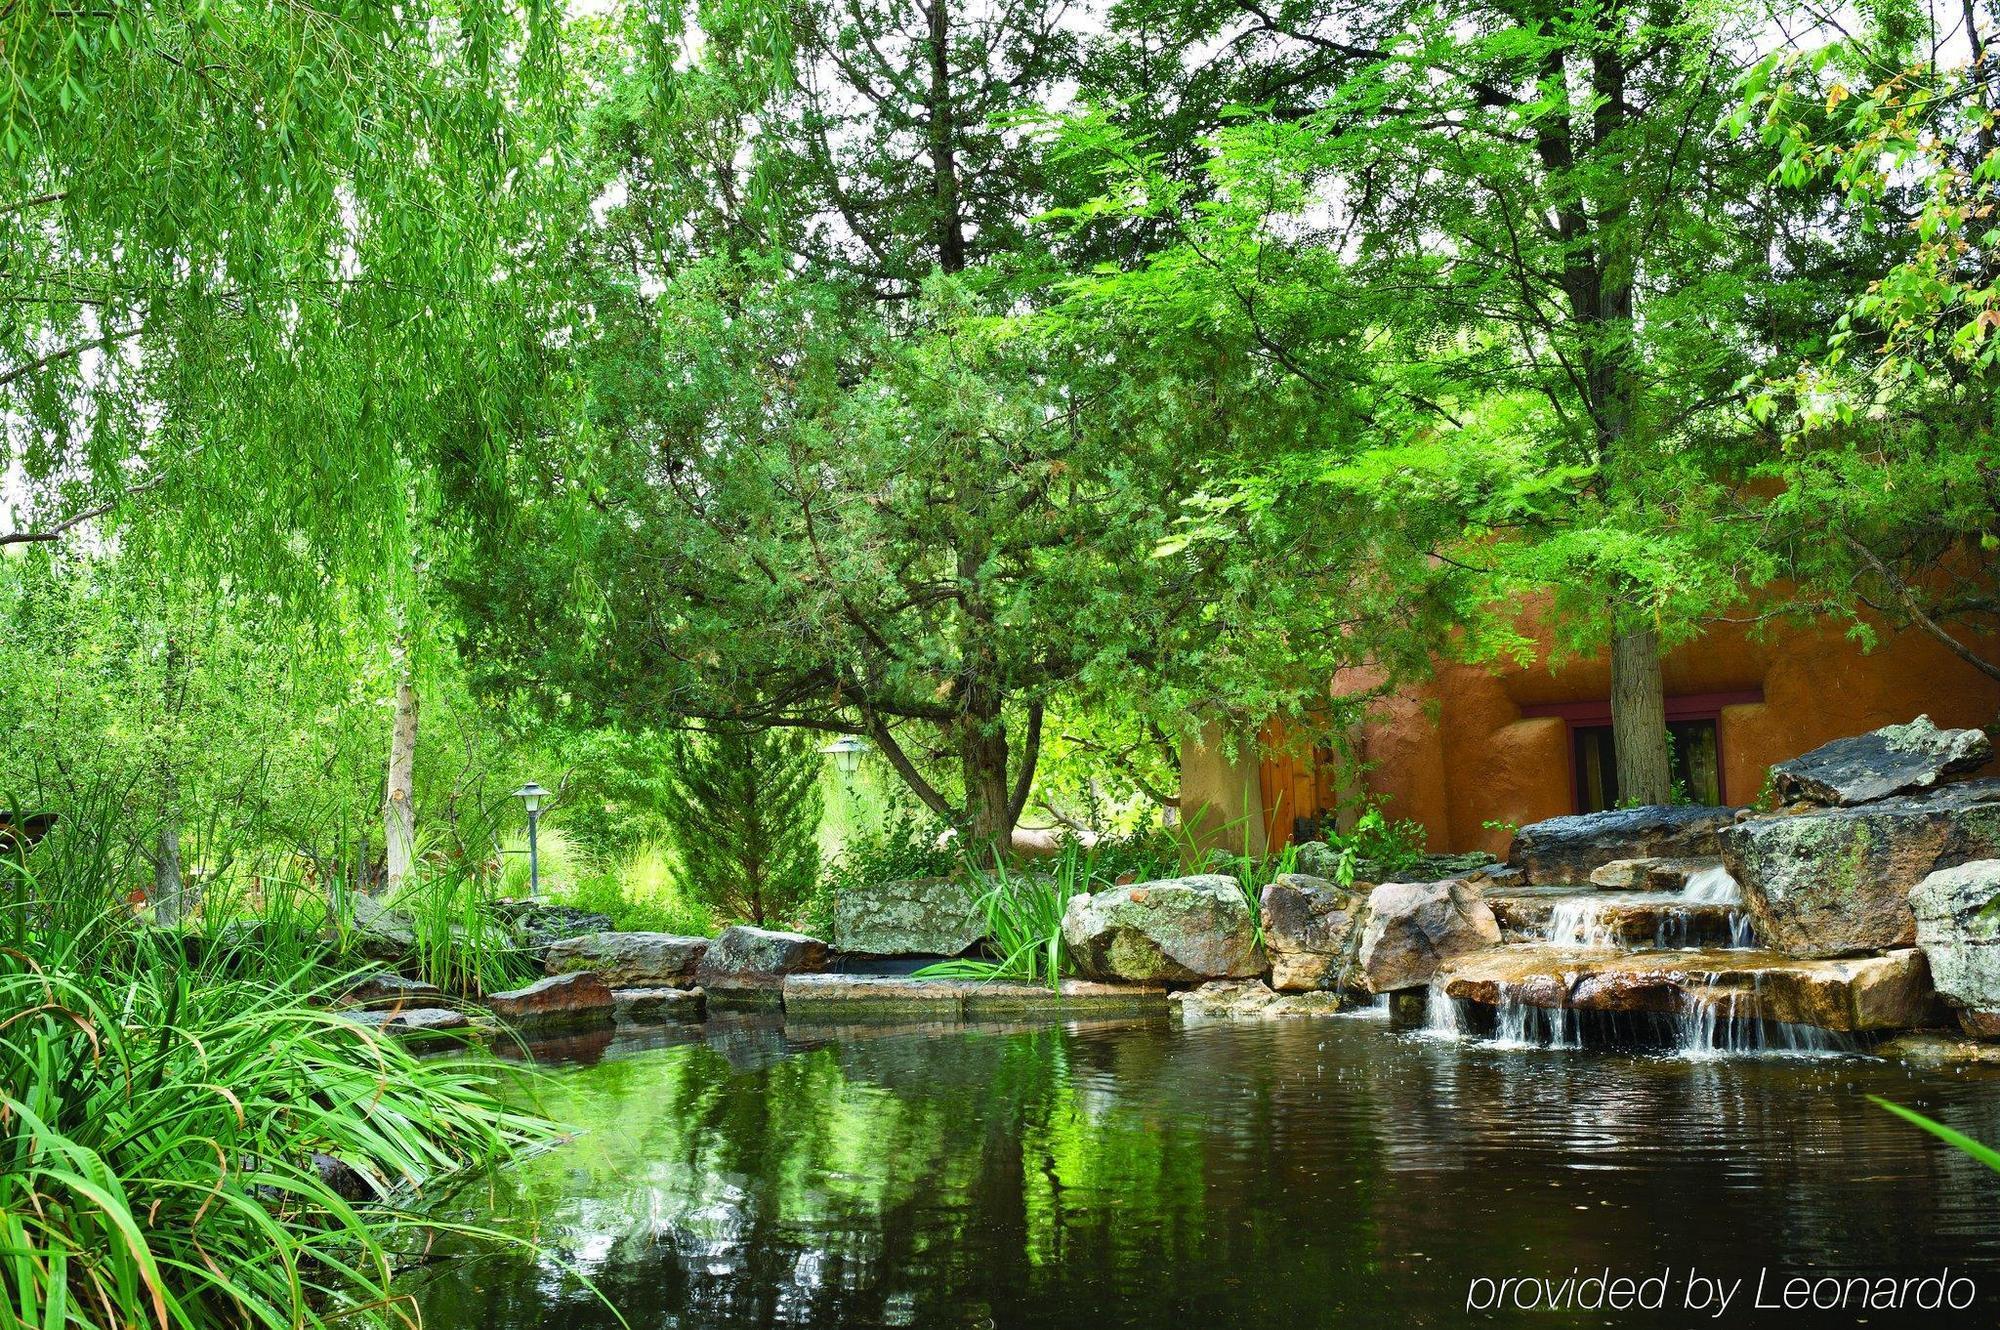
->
[1673,976,1850,1058]
[1492,1000,1581,1050]
[1544,897,1620,948]
[1421,980,1463,1040]
[1683,864,1757,949]
[1682,865,1742,904]
[1343,993,1393,1019]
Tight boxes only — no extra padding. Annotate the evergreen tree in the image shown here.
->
[658,727,824,928]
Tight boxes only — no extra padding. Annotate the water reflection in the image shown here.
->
[415,1017,2000,1329]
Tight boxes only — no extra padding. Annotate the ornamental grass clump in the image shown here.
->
[0,863,555,1329]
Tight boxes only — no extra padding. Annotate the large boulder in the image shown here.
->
[613,987,705,1023]
[1508,805,1739,885]
[341,973,446,1010]
[1354,879,1500,993]
[340,894,425,966]
[1722,779,2000,957]
[1061,875,1264,982]
[1910,859,2000,1037]
[545,931,708,986]
[342,1006,472,1036]
[697,925,830,1008]
[831,877,987,957]
[1772,715,1992,808]
[1259,873,1367,991]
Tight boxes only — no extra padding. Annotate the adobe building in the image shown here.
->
[1181,607,2000,859]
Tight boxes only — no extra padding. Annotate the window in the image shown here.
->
[1570,719,1721,813]
[1520,690,1759,814]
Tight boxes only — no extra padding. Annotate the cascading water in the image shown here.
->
[1421,979,1463,1040]
[1544,897,1621,949]
[1491,1000,1582,1050]
[1682,864,1756,949]
[1682,865,1740,903]
[1673,976,1851,1058]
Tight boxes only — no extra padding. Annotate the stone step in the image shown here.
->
[1434,943,1937,1033]
[1486,888,1752,950]
[780,973,1168,1020]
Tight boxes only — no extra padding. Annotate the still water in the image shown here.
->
[412,1013,2000,1328]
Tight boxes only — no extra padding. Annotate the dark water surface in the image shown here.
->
[411,1013,2000,1329]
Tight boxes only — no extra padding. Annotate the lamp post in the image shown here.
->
[512,782,549,899]
[818,736,868,779]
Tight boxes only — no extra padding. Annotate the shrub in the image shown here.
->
[659,728,823,927]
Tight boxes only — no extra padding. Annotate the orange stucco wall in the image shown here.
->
[1263,611,2000,857]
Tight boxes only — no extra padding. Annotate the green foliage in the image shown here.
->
[0,858,554,1330]
[0,0,569,598]
[658,727,824,928]
[1736,20,2000,680]
[386,867,539,998]
[919,848,1096,988]
[561,845,716,937]
[1871,1097,2000,1173]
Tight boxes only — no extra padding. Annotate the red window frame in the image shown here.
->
[1518,689,1763,811]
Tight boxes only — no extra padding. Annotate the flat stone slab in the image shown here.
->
[1773,715,1992,807]
[485,971,616,1029]
[1486,888,1747,950]
[1435,943,1936,1033]
[613,986,704,1023]
[959,978,1170,1017]
[1875,1034,2000,1070]
[1509,805,1740,886]
[342,1006,471,1035]
[341,973,446,1009]
[1171,979,1349,1020]
[1587,856,1722,891]
[780,973,1168,1020]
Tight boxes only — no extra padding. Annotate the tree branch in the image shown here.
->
[0,472,167,546]
[1842,532,2000,684]
[0,323,144,390]
[1006,700,1044,826]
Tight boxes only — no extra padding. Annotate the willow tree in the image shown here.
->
[1,2,569,876]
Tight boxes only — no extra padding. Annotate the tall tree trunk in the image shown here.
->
[154,779,186,927]
[925,0,966,273]
[382,656,419,896]
[1611,618,1673,806]
[960,691,1014,855]
[1536,37,1675,808]
[154,630,188,926]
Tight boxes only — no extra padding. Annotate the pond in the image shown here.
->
[412,1012,2000,1328]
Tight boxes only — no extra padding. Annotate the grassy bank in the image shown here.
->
[1,825,555,1330]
